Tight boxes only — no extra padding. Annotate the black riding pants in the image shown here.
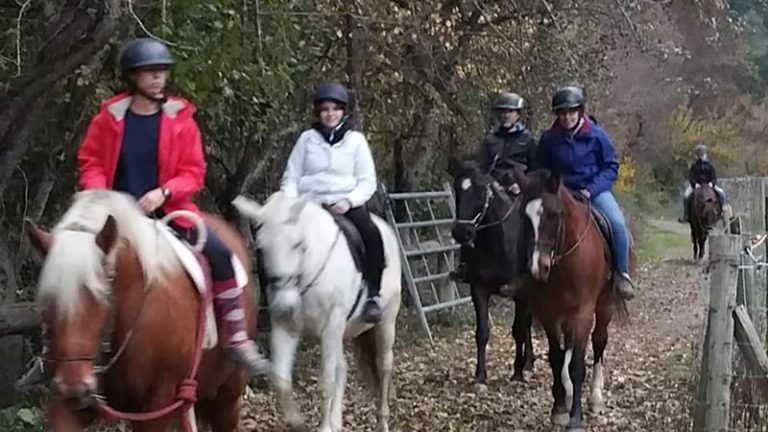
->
[342,206,384,297]
[171,223,235,282]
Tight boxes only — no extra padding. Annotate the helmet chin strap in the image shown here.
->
[135,87,166,103]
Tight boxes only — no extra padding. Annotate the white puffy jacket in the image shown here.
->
[281,128,377,207]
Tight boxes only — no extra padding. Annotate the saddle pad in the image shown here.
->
[157,223,249,350]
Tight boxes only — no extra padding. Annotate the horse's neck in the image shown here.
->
[558,188,593,246]
[299,206,342,267]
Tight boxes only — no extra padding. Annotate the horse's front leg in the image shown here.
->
[46,398,95,432]
[512,296,533,382]
[320,318,346,432]
[471,285,491,393]
[564,315,593,432]
[546,333,568,427]
[271,322,303,431]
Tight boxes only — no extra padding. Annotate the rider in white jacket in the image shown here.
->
[280,82,383,323]
[282,128,376,208]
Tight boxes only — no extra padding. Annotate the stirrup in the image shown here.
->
[226,341,270,377]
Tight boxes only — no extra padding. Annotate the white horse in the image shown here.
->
[232,192,401,432]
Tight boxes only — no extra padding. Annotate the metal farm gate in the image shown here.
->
[379,183,472,343]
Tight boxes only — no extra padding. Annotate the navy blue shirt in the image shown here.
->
[114,110,160,200]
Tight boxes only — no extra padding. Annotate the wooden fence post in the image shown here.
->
[694,234,741,431]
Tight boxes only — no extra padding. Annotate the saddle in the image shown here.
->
[571,192,614,260]
[157,223,249,349]
[322,206,367,273]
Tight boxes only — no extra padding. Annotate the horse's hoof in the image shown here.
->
[286,413,307,432]
[551,412,570,426]
[473,383,488,394]
[510,372,526,383]
[589,400,605,416]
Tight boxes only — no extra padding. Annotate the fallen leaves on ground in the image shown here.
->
[242,260,708,431]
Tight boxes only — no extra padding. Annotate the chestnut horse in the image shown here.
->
[27,190,257,432]
[514,168,630,431]
[689,184,721,261]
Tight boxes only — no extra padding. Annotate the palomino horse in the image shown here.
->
[689,184,721,261]
[450,161,534,391]
[28,190,257,432]
[233,192,401,432]
[513,168,630,431]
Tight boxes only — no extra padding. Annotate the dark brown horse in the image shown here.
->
[28,190,257,432]
[451,161,534,392]
[689,184,721,261]
[513,168,630,431]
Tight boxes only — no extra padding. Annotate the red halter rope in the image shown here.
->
[92,252,212,432]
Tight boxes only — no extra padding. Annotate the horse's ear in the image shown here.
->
[96,215,118,254]
[232,195,263,223]
[26,219,52,256]
[287,198,307,224]
[545,170,561,193]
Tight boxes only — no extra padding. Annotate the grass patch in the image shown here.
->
[636,219,691,264]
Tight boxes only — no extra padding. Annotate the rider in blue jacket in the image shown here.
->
[535,86,635,300]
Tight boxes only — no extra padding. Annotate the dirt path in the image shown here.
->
[242,221,709,431]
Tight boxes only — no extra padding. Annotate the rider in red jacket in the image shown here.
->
[16,38,267,392]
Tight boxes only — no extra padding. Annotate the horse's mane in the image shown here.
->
[38,190,178,315]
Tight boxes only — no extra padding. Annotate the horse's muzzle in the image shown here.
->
[451,224,476,246]
[52,372,97,410]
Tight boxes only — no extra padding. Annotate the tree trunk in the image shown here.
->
[345,11,366,130]
[0,0,124,197]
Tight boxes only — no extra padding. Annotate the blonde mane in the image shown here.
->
[38,190,179,316]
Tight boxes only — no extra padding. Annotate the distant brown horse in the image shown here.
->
[689,184,721,261]
[28,190,257,432]
[514,168,630,431]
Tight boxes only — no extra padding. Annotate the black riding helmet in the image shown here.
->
[552,86,585,112]
[313,82,349,106]
[493,92,525,111]
[119,38,174,75]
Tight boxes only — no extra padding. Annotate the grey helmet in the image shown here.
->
[492,92,525,110]
[312,82,350,105]
[695,144,708,159]
[119,38,174,74]
[552,86,585,111]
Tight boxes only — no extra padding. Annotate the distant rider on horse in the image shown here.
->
[679,144,725,223]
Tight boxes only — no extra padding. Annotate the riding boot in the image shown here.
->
[617,272,636,300]
[15,323,50,394]
[361,274,383,324]
[213,279,269,377]
[679,198,690,223]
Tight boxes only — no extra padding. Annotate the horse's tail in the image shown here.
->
[353,328,381,394]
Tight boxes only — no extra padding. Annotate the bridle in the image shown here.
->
[455,181,517,233]
[533,192,592,268]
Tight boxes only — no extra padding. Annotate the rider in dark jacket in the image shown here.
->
[450,92,536,290]
[679,144,725,222]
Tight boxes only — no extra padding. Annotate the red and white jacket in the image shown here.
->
[77,93,205,227]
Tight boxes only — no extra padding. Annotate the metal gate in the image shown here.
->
[379,183,472,343]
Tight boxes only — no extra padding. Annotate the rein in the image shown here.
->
[455,182,517,232]
[299,227,342,296]
[546,194,592,266]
